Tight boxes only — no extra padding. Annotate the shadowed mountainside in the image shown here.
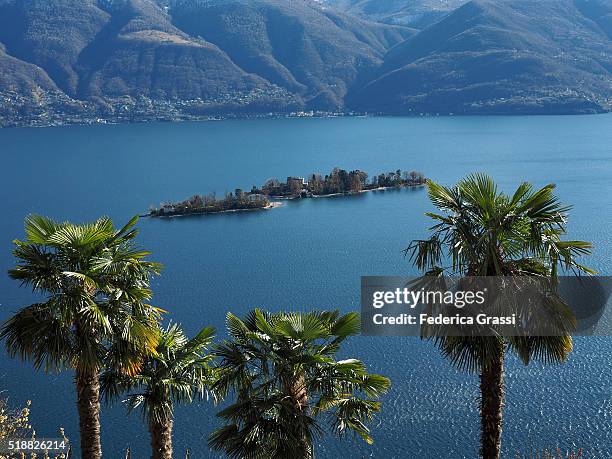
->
[347,0,612,115]
[168,0,413,110]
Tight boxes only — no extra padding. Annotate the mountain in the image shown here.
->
[0,0,293,111]
[0,0,413,125]
[168,0,413,109]
[0,44,57,94]
[0,0,610,126]
[575,0,612,39]
[348,0,612,115]
[320,0,469,28]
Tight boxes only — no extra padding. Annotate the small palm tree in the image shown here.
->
[209,309,390,459]
[102,324,217,459]
[407,174,593,458]
[1,215,162,459]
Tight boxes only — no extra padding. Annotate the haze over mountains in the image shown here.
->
[0,0,610,126]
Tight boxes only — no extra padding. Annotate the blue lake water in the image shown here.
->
[0,115,611,458]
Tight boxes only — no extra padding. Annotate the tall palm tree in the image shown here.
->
[101,324,215,459]
[101,324,216,459]
[1,215,162,459]
[209,309,391,459]
[407,174,594,458]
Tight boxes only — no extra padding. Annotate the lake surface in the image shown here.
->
[0,115,611,458]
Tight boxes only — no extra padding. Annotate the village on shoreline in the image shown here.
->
[148,168,427,218]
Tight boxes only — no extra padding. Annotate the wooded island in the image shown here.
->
[149,167,427,217]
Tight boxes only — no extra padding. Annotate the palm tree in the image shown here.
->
[101,323,217,459]
[1,215,162,459]
[406,174,594,458]
[209,309,391,459]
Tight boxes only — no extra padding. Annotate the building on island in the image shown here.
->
[248,194,267,203]
[287,177,308,195]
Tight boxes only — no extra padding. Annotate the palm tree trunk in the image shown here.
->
[479,341,505,459]
[284,373,311,459]
[75,367,102,459]
[149,419,173,459]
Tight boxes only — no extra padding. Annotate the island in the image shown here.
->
[148,167,427,217]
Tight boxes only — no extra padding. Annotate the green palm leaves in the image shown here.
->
[2,215,162,375]
[2,215,163,459]
[408,174,594,277]
[407,175,593,458]
[407,174,594,371]
[209,309,390,459]
[101,323,217,459]
[101,323,217,426]
[3,215,386,459]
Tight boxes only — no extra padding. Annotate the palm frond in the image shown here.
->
[104,323,216,426]
[1,302,74,372]
[211,309,389,457]
[407,175,593,371]
[4,215,163,380]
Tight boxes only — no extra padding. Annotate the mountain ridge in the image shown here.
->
[0,0,610,126]
[347,0,612,115]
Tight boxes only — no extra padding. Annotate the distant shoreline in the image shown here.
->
[3,110,611,130]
